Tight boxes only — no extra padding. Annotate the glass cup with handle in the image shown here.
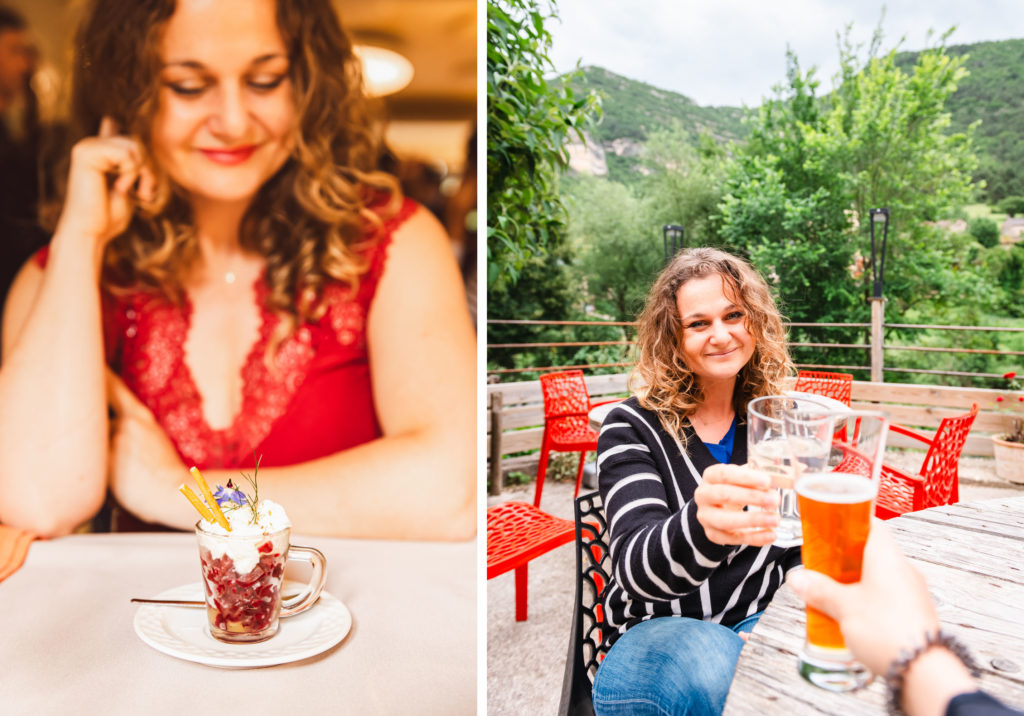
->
[792,410,889,691]
[196,523,327,644]
[747,395,836,547]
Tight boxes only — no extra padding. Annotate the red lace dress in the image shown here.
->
[36,198,417,473]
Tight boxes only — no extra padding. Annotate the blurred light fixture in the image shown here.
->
[353,45,414,97]
[663,224,685,266]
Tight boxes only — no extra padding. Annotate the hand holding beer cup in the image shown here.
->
[788,523,940,677]
[790,524,982,716]
[794,411,888,691]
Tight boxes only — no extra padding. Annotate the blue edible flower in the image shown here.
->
[213,484,247,507]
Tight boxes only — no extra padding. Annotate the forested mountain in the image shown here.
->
[569,38,1024,200]
[568,66,748,145]
[565,67,746,182]
[901,38,1024,202]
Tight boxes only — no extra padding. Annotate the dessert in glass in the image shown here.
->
[181,466,326,644]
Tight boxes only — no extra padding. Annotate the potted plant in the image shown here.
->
[991,371,1024,484]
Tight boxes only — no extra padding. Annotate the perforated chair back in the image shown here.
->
[558,491,611,716]
[794,370,854,406]
[919,405,978,507]
[541,370,593,420]
[535,370,602,506]
[876,404,978,519]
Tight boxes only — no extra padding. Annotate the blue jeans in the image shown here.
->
[592,613,761,716]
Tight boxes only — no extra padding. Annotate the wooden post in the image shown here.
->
[870,297,885,383]
[488,391,504,495]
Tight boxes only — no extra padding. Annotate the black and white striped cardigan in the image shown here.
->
[596,396,802,649]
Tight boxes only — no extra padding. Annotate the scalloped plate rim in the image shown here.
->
[132,581,351,668]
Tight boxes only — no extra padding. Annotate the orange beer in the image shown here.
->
[796,472,874,652]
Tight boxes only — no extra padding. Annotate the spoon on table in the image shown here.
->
[131,592,302,608]
[130,597,206,608]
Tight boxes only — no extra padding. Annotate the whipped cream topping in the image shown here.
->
[197,499,291,575]
[200,498,291,537]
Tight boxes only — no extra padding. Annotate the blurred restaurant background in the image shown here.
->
[0,0,478,320]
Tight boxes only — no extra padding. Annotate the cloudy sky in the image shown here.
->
[548,0,1023,107]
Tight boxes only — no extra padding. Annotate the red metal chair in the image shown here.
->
[536,370,617,505]
[875,404,979,520]
[486,501,575,621]
[794,370,854,406]
[487,371,616,622]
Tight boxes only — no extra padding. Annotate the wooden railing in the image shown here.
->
[485,373,1020,490]
[486,319,1024,381]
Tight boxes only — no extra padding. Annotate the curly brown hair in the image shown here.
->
[69,0,399,337]
[632,247,793,442]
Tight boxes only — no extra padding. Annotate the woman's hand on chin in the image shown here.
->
[694,463,780,546]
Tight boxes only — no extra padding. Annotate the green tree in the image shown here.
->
[486,244,579,376]
[486,0,599,286]
[719,27,981,372]
[998,196,1024,217]
[564,122,731,324]
[969,217,1000,248]
[791,28,978,328]
[641,123,731,250]
[719,158,858,322]
[567,178,661,322]
[721,49,856,329]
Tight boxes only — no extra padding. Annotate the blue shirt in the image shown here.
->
[703,415,738,464]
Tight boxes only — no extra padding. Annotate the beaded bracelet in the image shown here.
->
[884,629,981,715]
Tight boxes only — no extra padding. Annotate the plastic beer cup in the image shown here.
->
[794,411,888,691]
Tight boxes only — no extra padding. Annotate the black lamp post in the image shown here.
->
[868,208,890,299]
[663,224,685,266]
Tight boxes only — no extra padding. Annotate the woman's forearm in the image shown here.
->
[0,234,109,536]
[252,430,475,540]
[122,425,475,540]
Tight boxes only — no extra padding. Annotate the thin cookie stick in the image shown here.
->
[179,484,215,523]
[190,466,230,531]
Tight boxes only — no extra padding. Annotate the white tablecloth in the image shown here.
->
[0,532,476,714]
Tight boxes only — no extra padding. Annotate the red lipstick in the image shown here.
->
[198,145,258,165]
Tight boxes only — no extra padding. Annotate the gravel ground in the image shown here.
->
[485,453,1024,715]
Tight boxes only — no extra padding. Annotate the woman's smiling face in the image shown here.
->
[151,0,296,204]
[676,273,755,386]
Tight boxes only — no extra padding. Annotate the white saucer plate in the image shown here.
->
[133,581,351,668]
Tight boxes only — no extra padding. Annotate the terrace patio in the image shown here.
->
[486,457,1024,714]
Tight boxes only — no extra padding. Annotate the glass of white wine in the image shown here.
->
[747,395,835,547]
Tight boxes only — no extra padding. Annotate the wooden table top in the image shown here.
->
[724,495,1024,714]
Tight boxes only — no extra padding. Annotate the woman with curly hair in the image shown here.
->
[0,0,475,539]
[592,247,799,715]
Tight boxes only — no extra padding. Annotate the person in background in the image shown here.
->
[592,247,799,715]
[446,131,476,324]
[789,523,1023,716]
[0,4,44,327]
[0,0,475,540]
